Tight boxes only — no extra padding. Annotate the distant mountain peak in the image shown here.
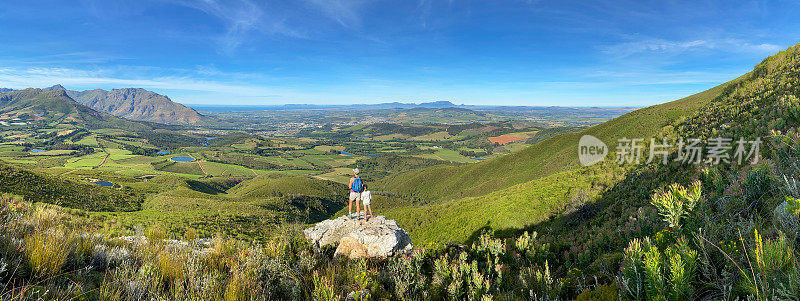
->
[418,101,456,108]
[66,87,207,124]
[43,84,66,91]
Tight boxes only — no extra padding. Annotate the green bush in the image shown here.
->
[25,229,72,278]
[620,237,697,301]
[650,181,702,232]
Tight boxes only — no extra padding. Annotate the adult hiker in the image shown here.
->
[348,168,366,219]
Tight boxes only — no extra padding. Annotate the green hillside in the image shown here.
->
[94,175,348,239]
[380,79,736,204]
[0,160,142,211]
[228,174,347,200]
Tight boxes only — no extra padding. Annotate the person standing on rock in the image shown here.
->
[362,189,373,222]
[349,168,365,219]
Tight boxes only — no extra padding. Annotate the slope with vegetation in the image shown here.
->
[91,174,348,240]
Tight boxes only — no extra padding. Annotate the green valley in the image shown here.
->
[3,3,800,298]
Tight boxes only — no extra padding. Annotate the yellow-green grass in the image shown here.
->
[200,161,258,177]
[295,148,325,155]
[29,149,75,156]
[504,143,529,152]
[104,148,136,161]
[263,156,314,169]
[342,125,366,131]
[115,156,162,165]
[228,175,346,199]
[0,144,24,152]
[416,149,476,164]
[73,135,98,146]
[314,145,345,152]
[409,131,456,141]
[299,155,335,168]
[254,169,318,176]
[374,133,409,141]
[64,153,107,169]
[107,167,163,178]
[264,156,293,165]
[313,167,355,184]
[0,158,37,164]
[158,161,204,175]
[301,155,355,168]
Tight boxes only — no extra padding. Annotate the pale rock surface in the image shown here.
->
[303,215,413,258]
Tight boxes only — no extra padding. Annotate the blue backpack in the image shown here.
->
[352,177,364,192]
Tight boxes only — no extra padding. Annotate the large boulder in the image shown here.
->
[303,215,413,258]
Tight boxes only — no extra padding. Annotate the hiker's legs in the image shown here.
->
[367,205,373,217]
[348,197,353,216]
[356,198,361,216]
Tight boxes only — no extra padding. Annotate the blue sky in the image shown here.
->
[0,0,798,106]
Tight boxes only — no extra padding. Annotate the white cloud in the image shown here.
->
[302,0,367,29]
[600,38,782,57]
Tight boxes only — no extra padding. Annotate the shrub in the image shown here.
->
[575,284,620,300]
[312,271,338,301]
[387,251,425,300]
[31,206,60,231]
[24,229,72,278]
[650,181,702,231]
[743,167,773,203]
[741,229,800,300]
[145,224,167,244]
[785,196,800,216]
[619,237,697,301]
[184,227,199,242]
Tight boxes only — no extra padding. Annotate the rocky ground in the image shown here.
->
[303,215,413,258]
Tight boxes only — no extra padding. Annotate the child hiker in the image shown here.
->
[362,190,373,222]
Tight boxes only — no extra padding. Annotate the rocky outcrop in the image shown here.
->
[303,215,413,258]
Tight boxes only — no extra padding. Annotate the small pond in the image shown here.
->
[95,181,114,187]
[171,156,196,162]
[30,149,45,153]
[156,150,171,155]
[339,151,355,156]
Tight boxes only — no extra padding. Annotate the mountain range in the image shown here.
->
[0,87,152,131]
[187,101,462,111]
[2,85,206,124]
